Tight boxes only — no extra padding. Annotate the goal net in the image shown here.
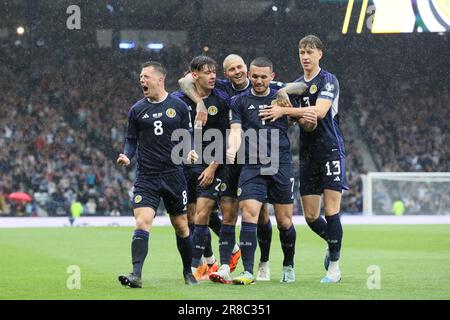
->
[361,172,450,215]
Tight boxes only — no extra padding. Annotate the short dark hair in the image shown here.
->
[249,57,273,71]
[189,56,217,72]
[141,61,167,76]
[299,35,324,51]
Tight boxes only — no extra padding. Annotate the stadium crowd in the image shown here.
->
[0,38,447,217]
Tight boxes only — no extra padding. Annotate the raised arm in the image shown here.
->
[178,73,208,127]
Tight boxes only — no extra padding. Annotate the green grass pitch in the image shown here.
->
[0,225,449,300]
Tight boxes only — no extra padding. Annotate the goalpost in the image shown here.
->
[361,172,450,216]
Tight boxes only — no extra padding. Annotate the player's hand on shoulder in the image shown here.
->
[259,104,285,122]
[274,89,292,108]
[116,153,130,166]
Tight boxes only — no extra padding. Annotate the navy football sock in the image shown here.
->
[326,214,343,261]
[219,224,236,266]
[209,210,222,237]
[204,231,213,258]
[191,224,209,267]
[131,229,149,278]
[279,224,296,267]
[257,219,272,263]
[176,234,194,276]
[307,216,328,241]
[239,222,257,274]
[188,223,195,236]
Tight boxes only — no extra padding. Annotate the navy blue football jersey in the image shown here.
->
[230,88,298,166]
[295,69,345,158]
[173,88,230,164]
[125,94,192,174]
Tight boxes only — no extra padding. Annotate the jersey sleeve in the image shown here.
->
[269,80,286,91]
[318,74,339,101]
[126,107,138,138]
[215,79,230,93]
[229,96,242,125]
[124,107,138,159]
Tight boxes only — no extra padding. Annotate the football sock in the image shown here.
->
[188,223,195,236]
[307,216,328,241]
[176,233,194,276]
[204,231,213,258]
[326,213,343,261]
[219,224,236,265]
[279,224,296,267]
[209,210,222,237]
[257,219,272,263]
[191,224,209,268]
[239,222,257,274]
[131,229,149,278]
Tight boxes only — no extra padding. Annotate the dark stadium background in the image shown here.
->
[0,0,449,218]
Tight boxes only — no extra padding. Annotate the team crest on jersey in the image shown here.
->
[220,183,227,192]
[166,108,177,118]
[237,188,242,197]
[134,195,142,203]
[208,105,218,116]
[309,84,317,94]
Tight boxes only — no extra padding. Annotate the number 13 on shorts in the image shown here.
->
[325,160,341,176]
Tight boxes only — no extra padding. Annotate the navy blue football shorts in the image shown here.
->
[132,170,188,215]
[183,165,223,203]
[219,164,241,199]
[237,164,294,204]
[299,154,349,196]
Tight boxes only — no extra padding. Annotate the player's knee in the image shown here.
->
[221,206,238,225]
[222,213,237,225]
[303,211,319,223]
[323,203,340,216]
[241,207,259,223]
[194,208,210,224]
[275,215,292,229]
[174,224,189,238]
[135,217,151,230]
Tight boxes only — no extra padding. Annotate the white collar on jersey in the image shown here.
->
[147,92,169,104]
[232,78,250,91]
[304,68,322,82]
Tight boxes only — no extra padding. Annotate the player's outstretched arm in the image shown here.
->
[275,82,308,107]
[178,73,208,127]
